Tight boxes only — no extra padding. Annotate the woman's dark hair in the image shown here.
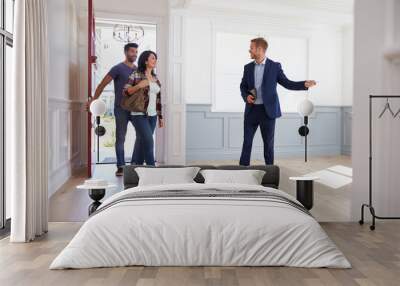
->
[137,50,157,75]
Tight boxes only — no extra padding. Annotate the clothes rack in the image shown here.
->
[359,95,400,230]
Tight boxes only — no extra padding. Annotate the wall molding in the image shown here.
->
[186,104,352,161]
[48,97,85,104]
[182,2,353,28]
[48,97,86,197]
[165,11,187,164]
[341,106,352,156]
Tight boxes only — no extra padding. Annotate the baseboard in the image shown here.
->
[0,218,11,239]
[186,147,343,162]
[48,153,84,198]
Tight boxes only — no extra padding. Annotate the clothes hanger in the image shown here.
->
[378,98,395,118]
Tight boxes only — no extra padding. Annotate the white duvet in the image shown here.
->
[50,183,351,269]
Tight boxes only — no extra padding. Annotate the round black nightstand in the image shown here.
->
[289,177,319,210]
[88,189,106,215]
[77,182,116,216]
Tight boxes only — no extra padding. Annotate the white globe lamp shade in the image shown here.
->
[297,99,314,117]
[90,99,106,117]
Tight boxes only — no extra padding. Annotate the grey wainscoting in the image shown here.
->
[186,105,352,161]
[341,106,353,156]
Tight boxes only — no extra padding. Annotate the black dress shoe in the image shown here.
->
[115,167,124,176]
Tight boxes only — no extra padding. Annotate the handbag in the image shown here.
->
[121,87,147,112]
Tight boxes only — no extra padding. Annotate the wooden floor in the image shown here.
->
[1,221,399,286]
[275,156,352,221]
[49,155,352,222]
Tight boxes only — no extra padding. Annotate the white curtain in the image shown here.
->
[10,0,49,242]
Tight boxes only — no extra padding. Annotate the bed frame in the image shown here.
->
[123,165,280,189]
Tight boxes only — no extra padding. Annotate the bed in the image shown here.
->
[50,165,350,269]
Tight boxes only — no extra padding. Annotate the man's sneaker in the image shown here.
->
[115,167,123,177]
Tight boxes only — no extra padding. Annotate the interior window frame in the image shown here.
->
[0,0,14,233]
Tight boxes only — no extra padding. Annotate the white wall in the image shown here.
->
[184,17,212,105]
[352,0,400,220]
[47,0,87,197]
[94,0,168,18]
[213,32,308,112]
[183,3,354,112]
[342,24,354,106]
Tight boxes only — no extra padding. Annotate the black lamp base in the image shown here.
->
[88,189,105,215]
[296,180,314,210]
[298,116,310,162]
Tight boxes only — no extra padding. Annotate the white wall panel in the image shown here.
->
[47,0,86,197]
[184,9,353,112]
[214,31,309,112]
[165,12,186,164]
[184,18,212,104]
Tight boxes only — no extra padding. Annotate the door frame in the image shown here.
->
[87,0,95,177]
[88,11,167,167]
[0,0,14,229]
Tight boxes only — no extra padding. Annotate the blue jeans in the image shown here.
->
[114,106,136,167]
[131,115,157,165]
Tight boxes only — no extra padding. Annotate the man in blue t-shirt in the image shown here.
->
[87,43,138,176]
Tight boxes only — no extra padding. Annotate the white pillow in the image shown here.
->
[200,169,265,185]
[135,167,201,186]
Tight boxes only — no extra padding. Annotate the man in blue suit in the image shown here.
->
[239,37,316,166]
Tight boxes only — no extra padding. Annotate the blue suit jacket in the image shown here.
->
[240,58,308,119]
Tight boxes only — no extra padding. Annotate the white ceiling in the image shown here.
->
[187,0,354,15]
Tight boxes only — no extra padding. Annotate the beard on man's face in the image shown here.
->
[127,55,137,63]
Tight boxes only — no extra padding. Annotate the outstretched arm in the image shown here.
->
[86,74,113,110]
[277,63,316,90]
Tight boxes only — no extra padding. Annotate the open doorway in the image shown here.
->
[90,19,157,175]
[49,13,159,222]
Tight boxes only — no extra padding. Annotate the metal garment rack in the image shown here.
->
[359,95,400,230]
